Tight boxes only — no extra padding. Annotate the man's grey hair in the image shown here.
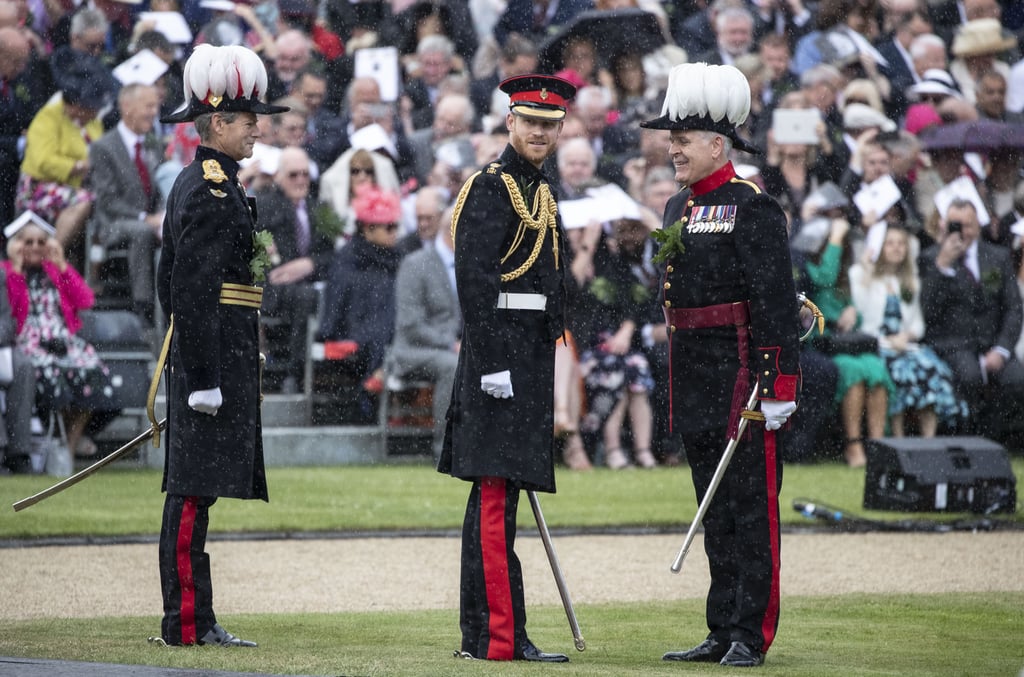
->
[689,129,734,156]
[437,93,475,126]
[417,34,454,59]
[947,197,978,215]
[71,8,109,37]
[416,185,448,213]
[117,82,154,107]
[643,166,677,192]
[345,77,381,106]
[715,5,754,31]
[800,64,842,89]
[909,34,946,60]
[575,85,613,111]
[194,111,240,141]
[557,137,597,172]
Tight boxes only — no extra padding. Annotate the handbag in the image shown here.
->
[817,331,879,356]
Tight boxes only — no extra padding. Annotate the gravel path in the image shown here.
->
[2,531,1022,621]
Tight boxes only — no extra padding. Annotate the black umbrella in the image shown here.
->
[919,119,1024,153]
[538,8,666,73]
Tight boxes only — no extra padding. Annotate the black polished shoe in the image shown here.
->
[720,641,764,667]
[199,624,258,647]
[662,637,728,662]
[517,639,569,663]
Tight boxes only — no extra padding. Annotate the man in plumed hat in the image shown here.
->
[641,63,801,667]
[151,44,288,648]
[439,73,576,663]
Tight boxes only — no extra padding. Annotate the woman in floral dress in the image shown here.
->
[2,214,121,457]
[849,226,966,436]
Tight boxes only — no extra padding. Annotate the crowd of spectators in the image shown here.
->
[2,0,1024,473]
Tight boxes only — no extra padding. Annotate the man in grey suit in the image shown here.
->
[407,94,475,187]
[921,197,1024,444]
[256,147,335,394]
[88,83,165,326]
[0,266,36,474]
[388,203,461,460]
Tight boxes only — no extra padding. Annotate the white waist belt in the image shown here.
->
[496,292,547,311]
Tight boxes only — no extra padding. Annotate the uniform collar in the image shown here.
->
[194,145,240,178]
[690,161,736,197]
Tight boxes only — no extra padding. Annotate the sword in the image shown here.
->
[12,419,167,512]
[527,490,585,651]
[670,387,757,573]
[670,292,824,573]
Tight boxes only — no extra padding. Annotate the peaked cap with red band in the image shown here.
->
[500,74,577,121]
[161,44,290,124]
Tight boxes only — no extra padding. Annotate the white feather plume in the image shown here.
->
[703,65,725,121]
[657,62,752,127]
[230,46,268,100]
[183,43,217,105]
[223,47,242,99]
[719,64,751,126]
[659,64,680,116]
[206,48,231,100]
[664,62,708,121]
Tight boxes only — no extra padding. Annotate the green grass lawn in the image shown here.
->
[1,458,1022,675]
[0,594,1021,676]
[2,458,1022,539]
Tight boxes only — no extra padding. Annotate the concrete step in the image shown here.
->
[86,394,432,471]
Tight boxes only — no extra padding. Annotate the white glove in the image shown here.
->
[481,370,513,399]
[761,400,796,431]
[188,387,223,415]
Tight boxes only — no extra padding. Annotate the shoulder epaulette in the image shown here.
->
[202,159,228,184]
[450,170,484,241]
[730,177,762,194]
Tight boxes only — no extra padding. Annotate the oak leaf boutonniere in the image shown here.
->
[651,218,686,263]
[250,229,276,283]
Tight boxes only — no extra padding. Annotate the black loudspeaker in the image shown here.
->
[864,437,1017,514]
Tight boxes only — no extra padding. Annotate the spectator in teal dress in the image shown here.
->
[801,208,893,467]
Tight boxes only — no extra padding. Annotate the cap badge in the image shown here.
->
[540,88,549,100]
[208,94,223,108]
[202,159,228,184]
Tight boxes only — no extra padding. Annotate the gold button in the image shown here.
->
[687,200,694,207]
[763,388,769,394]
[663,282,671,290]
[670,325,676,333]
[666,265,674,273]
[681,216,688,223]
[763,353,770,359]
[664,300,672,308]
[764,370,770,376]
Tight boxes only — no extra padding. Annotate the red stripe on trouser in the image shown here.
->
[760,430,781,652]
[480,477,515,660]
[176,496,199,645]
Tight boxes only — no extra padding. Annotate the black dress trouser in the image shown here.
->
[682,426,783,654]
[159,494,218,644]
[459,477,527,660]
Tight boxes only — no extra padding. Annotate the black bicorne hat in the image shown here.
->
[161,44,290,124]
[640,62,761,155]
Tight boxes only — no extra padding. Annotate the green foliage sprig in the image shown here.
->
[314,203,345,240]
[250,229,275,283]
[651,218,686,263]
[588,276,616,305]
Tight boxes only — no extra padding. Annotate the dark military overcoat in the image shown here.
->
[438,145,567,493]
[157,145,267,501]
[662,162,801,432]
